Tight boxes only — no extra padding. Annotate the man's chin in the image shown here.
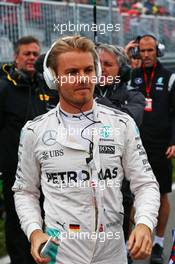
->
[144,61,154,67]
[73,95,93,107]
[77,97,90,106]
[25,68,35,75]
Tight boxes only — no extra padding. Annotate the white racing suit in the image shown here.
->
[13,102,160,264]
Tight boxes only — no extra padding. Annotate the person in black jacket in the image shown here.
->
[95,43,145,127]
[130,34,175,264]
[0,36,58,264]
[95,43,145,264]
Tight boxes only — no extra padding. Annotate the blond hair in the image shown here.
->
[47,35,99,75]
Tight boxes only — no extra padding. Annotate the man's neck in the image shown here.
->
[59,99,93,114]
[142,60,158,70]
[16,68,35,79]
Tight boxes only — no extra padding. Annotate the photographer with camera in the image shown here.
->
[130,34,175,264]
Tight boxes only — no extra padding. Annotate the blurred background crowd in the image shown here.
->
[0,0,175,65]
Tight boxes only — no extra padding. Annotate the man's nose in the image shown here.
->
[28,52,39,59]
[78,71,88,83]
[29,54,37,60]
[144,51,149,57]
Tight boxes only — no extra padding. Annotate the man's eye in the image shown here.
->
[24,52,39,56]
[85,68,94,73]
[68,70,77,75]
[104,62,112,67]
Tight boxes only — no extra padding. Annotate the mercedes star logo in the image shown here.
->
[42,130,57,146]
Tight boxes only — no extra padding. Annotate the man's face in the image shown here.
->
[15,43,40,75]
[56,50,96,112]
[130,58,142,69]
[99,50,119,85]
[139,37,157,67]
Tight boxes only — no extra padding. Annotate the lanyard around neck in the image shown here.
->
[142,63,157,98]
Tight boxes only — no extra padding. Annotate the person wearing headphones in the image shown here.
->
[130,34,175,264]
[95,43,145,129]
[0,35,58,264]
[12,35,160,264]
[94,43,145,263]
[125,40,142,69]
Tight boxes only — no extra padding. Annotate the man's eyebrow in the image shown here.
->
[65,65,94,72]
[64,67,79,74]
[65,67,77,71]
[140,48,155,51]
[103,60,113,64]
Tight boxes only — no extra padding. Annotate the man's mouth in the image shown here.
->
[26,63,34,67]
[144,59,152,63]
[75,86,90,91]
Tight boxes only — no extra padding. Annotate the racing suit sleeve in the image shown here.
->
[120,86,145,127]
[12,124,43,240]
[122,118,160,232]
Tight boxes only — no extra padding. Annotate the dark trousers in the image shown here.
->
[122,178,134,241]
[2,172,36,264]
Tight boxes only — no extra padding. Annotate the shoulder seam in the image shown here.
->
[26,110,56,128]
[98,104,130,121]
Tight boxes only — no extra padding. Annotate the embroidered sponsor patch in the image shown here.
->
[156,77,164,85]
[69,224,80,232]
[41,149,64,160]
[99,224,104,232]
[106,222,118,228]
[99,125,112,138]
[39,94,50,101]
[42,130,57,146]
[134,77,142,85]
[155,86,163,91]
[99,145,115,154]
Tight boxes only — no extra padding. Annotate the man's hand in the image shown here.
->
[166,145,175,159]
[124,40,138,57]
[30,229,50,264]
[128,224,152,260]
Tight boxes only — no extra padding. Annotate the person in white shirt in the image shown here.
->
[13,35,160,264]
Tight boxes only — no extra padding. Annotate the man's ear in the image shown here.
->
[14,53,19,66]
